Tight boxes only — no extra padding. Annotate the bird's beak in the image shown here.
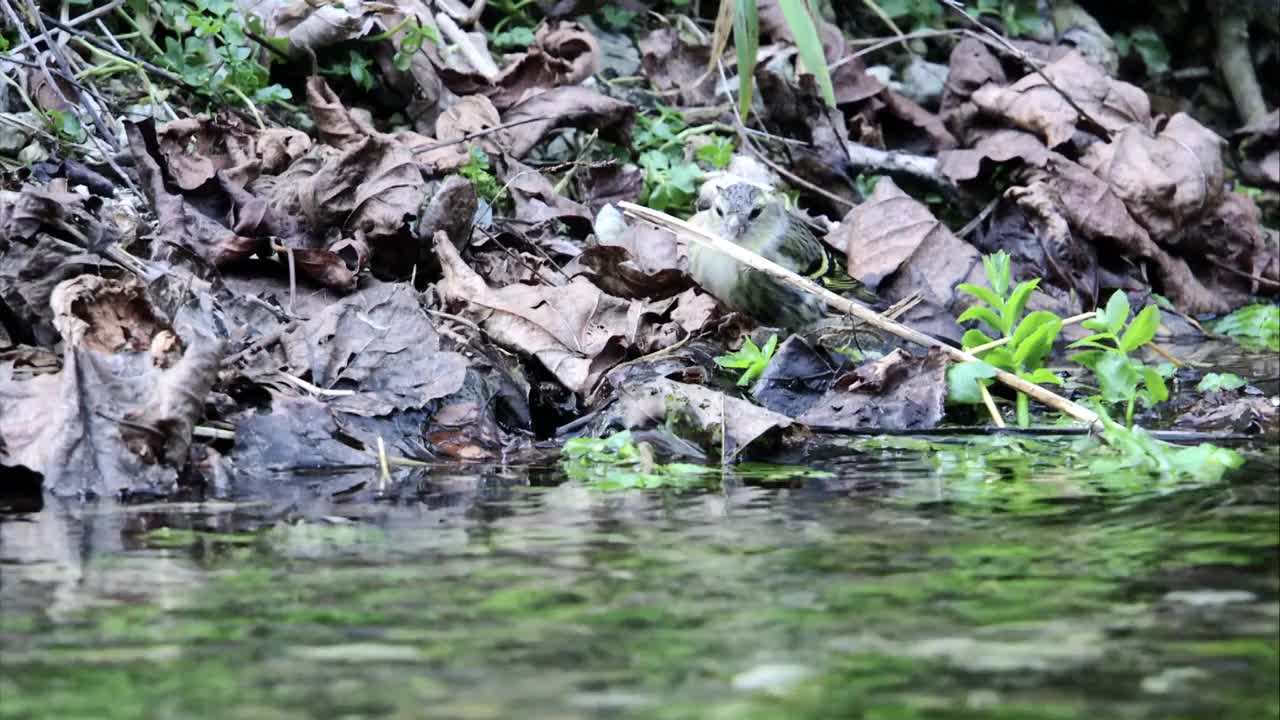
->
[722,215,743,239]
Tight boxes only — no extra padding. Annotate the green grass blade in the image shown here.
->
[734,0,759,118]
[778,0,835,108]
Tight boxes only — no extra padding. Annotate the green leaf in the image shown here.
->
[1080,314,1109,332]
[1128,26,1171,74]
[1196,372,1248,392]
[733,0,760,119]
[1001,279,1040,331]
[777,0,835,108]
[696,136,735,169]
[489,26,536,50]
[1023,367,1063,385]
[1010,310,1058,352]
[982,251,1011,297]
[1103,290,1131,335]
[1141,366,1169,403]
[957,305,1007,335]
[1211,303,1279,352]
[1068,350,1102,370]
[1119,303,1160,352]
[946,360,998,404]
[955,283,1005,313]
[1011,312,1061,369]
[960,328,996,351]
[1094,350,1139,404]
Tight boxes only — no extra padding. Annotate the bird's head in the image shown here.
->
[711,183,772,242]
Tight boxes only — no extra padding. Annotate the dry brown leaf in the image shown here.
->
[638,27,718,107]
[577,224,692,301]
[1024,155,1229,314]
[938,129,1052,182]
[0,277,224,497]
[971,51,1151,148]
[278,282,467,416]
[435,231,631,395]
[1233,109,1279,188]
[1080,113,1226,239]
[617,377,792,459]
[799,348,949,431]
[501,86,635,159]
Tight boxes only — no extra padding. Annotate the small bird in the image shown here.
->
[689,183,876,331]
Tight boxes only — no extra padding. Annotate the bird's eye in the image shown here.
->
[748,206,763,221]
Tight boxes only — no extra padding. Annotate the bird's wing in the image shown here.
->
[775,216,879,303]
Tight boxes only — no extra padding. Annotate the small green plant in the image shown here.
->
[1196,372,1248,393]
[392,21,441,71]
[714,334,778,387]
[1090,413,1244,483]
[561,431,715,490]
[632,106,733,213]
[948,251,1063,427]
[322,50,376,91]
[488,25,536,51]
[696,136,735,170]
[638,151,703,213]
[720,0,834,117]
[459,147,503,205]
[1114,26,1171,75]
[45,110,86,144]
[1068,290,1167,426]
[1212,303,1279,351]
[854,173,882,199]
[598,6,637,30]
[148,0,292,111]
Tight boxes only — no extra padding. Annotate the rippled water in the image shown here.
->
[2,435,1277,720]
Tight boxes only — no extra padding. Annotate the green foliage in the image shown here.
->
[1232,181,1264,201]
[949,251,1063,427]
[1114,26,1171,75]
[561,431,716,490]
[488,25,536,51]
[459,148,502,205]
[974,0,1043,37]
[598,6,637,30]
[715,334,778,387]
[148,0,292,109]
[633,107,734,213]
[1068,291,1167,426]
[1212,303,1279,351]
[638,150,702,213]
[1093,413,1244,483]
[392,21,441,72]
[45,110,86,144]
[733,0,760,118]
[854,173,882,199]
[1196,372,1248,393]
[322,51,376,91]
[776,0,836,107]
[696,136,735,169]
[722,0,834,116]
[880,0,1040,36]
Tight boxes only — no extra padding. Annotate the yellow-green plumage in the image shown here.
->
[689,183,875,331]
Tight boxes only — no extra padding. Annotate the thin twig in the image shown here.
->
[978,383,1006,428]
[938,0,1113,141]
[620,201,1101,427]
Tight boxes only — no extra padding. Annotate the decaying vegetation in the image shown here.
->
[0,0,1277,499]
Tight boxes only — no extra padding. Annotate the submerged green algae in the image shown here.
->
[1,438,1276,720]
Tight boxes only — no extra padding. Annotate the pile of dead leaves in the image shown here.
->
[1,0,1276,500]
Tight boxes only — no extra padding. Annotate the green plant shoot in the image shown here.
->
[715,334,779,387]
[949,251,1063,427]
[1067,290,1167,426]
